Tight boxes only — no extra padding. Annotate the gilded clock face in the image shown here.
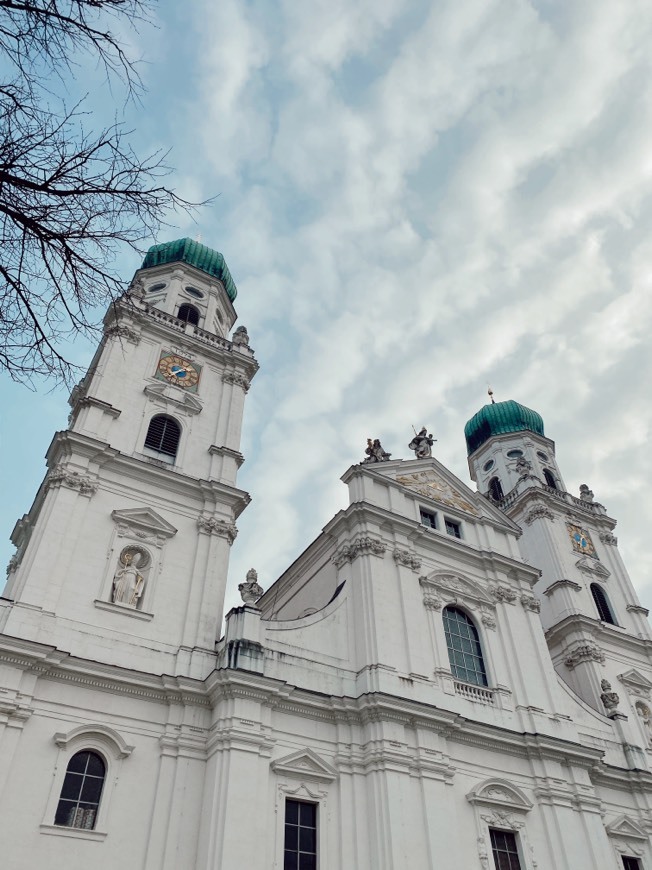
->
[156,353,201,390]
[567,523,597,558]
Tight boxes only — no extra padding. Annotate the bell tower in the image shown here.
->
[465,397,652,719]
[1,239,258,679]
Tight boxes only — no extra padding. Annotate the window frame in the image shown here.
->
[143,413,182,463]
[442,605,489,687]
[488,476,504,501]
[177,302,200,325]
[54,749,106,831]
[444,517,462,539]
[284,798,318,870]
[40,725,134,841]
[489,827,524,870]
[419,508,437,529]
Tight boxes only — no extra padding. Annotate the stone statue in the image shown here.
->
[362,438,391,463]
[636,702,652,744]
[515,457,532,475]
[408,427,435,459]
[232,325,249,346]
[239,568,264,605]
[579,484,594,503]
[600,679,620,714]
[112,549,146,608]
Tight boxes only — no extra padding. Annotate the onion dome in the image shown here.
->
[464,400,544,455]
[141,238,237,301]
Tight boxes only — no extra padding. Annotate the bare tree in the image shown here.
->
[0,1,197,384]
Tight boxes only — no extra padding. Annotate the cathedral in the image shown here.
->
[1,239,651,870]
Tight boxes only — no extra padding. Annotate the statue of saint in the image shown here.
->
[408,427,435,459]
[112,550,146,608]
[363,438,391,463]
[239,568,264,605]
[579,484,594,503]
[600,679,620,714]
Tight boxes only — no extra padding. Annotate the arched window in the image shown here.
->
[177,303,199,325]
[591,583,617,625]
[55,751,105,830]
[543,469,557,489]
[488,476,503,501]
[442,606,488,687]
[144,414,181,459]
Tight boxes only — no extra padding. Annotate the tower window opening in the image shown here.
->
[506,449,523,458]
[177,303,200,325]
[184,286,204,299]
[144,415,181,459]
[147,282,166,293]
[543,469,557,488]
[622,858,642,870]
[442,606,488,687]
[591,583,617,625]
[483,459,495,472]
[284,799,317,870]
[537,450,549,461]
[55,750,105,830]
[488,477,504,501]
[445,518,462,539]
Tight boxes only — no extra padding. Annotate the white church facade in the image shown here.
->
[0,239,651,869]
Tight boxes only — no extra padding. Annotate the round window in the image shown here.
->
[483,459,495,472]
[506,449,524,458]
[148,282,166,292]
[537,451,549,461]
[185,286,204,299]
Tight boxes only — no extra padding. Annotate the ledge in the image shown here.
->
[94,599,154,621]
[40,824,107,841]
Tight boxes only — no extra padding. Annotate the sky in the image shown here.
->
[0,0,651,619]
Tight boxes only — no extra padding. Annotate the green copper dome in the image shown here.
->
[141,238,237,301]
[464,400,544,455]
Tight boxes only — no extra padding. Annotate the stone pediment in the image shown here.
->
[575,557,610,578]
[111,507,178,539]
[618,669,652,700]
[395,469,479,516]
[605,815,648,841]
[144,382,203,415]
[271,748,337,782]
[467,778,533,812]
[420,571,494,607]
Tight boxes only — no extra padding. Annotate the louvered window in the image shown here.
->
[543,469,557,489]
[443,606,488,687]
[144,415,181,458]
[55,751,105,830]
[591,583,617,625]
[177,303,199,325]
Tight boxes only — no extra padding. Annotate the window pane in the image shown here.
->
[80,776,104,804]
[299,802,316,826]
[85,753,105,777]
[284,853,298,870]
[54,800,77,826]
[60,772,83,800]
[286,800,299,824]
[299,826,316,852]
[66,752,89,774]
[284,824,298,850]
[299,855,316,870]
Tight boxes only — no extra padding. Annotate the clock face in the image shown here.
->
[567,523,597,558]
[156,353,201,391]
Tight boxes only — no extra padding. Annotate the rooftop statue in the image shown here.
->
[363,438,391,463]
[408,426,435,459]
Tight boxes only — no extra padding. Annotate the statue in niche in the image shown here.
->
[112,547,149,608]
[363,438,391,463]
[408,426,435,459]
[636,701,652,745]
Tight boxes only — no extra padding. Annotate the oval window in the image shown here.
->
[483,459,495,472]
[506,449,523,458]
[537,451,549,461]
[185,286,204,299]
[148,282,166,292]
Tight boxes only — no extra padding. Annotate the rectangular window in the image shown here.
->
[420,509,437,529]
[284,799,317,870]
[445,518,462,539]
[622,858,641,870]
[490,829,522,870]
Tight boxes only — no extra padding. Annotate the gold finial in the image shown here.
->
[488,385,495,404]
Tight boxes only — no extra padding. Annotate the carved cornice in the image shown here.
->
[46,466,98,497]
[627,604,650,617]
[392,548,421,572]
[222,370,251,392]
[575,557,610,579]
[599,531,618,546]
[332,536,386,568]
[208,444,245,467]
[197,516,238,544]
[112,507,177,548]
[105,324,141,344]
[543,578,582,595]
[563,641,605,670]
[143,382,203,415]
